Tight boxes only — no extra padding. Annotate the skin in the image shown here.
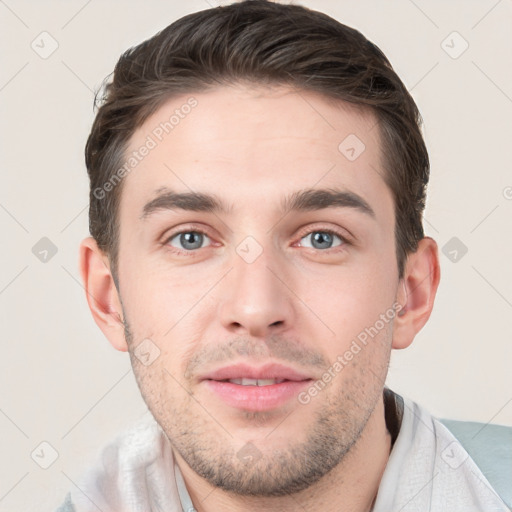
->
[80,84,440,512]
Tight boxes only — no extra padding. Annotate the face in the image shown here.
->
[116,85,400,496]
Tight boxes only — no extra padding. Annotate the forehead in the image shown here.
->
[120,84,392,223]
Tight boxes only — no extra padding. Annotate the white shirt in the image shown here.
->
[372,397,508,511]
[58,392,509,512]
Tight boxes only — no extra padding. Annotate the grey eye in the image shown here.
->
[169,231,210,251]
[300,231,343,250]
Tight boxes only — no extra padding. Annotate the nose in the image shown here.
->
[218,244,294,338]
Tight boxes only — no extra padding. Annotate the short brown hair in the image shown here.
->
[86,0,429,284]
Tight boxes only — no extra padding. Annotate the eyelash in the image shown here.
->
[162,224,351,257]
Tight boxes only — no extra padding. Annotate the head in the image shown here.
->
[80,0,440,498]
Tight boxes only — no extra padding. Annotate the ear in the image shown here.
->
[79,237,128,352]
[392,236,441,350]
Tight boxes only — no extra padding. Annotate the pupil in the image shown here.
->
[313,232,332,249]
[181,232,202,249]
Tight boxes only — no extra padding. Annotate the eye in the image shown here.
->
[167,230,212,251]
[298,229,345,250]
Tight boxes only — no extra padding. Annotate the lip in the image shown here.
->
[200,363,312,382]
[204,380,312,411]
[200,363,313,412]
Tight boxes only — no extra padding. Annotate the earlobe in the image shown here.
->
[392,237,441,350]
[79,237,128,352]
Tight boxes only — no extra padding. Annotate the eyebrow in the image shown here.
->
[141,186,375,220]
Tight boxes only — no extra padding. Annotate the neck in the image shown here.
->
[175,396,391,512]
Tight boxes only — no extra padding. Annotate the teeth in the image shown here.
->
[228,378,286,386]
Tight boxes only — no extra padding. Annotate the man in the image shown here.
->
[58,1,511,510]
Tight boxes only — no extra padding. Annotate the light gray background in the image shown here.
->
[1,0,511,510]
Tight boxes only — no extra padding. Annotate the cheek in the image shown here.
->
[121,261,204,329]
[130,354,193,432]
[295,261,397,357]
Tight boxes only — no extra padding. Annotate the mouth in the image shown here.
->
[200,363,314,412]
[220,378,288,386]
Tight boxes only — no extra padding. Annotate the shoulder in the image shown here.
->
[438,417,512,510]
[378,392,511,511]
[55,413,182,511]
